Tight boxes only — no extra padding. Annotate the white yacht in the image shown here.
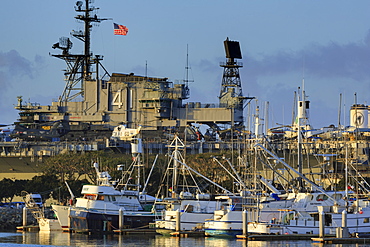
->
[155,193,219,235]
[266,198,369,235]
[52,162,155,233]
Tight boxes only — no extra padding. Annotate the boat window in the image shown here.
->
[84,194,97,200]
[111,196,116,201]
[97,195,104,201]
[316,194,328,201]
[233,198,241,204]
[333,194,342,200]
[364,218,369,223]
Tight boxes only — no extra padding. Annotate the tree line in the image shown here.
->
[0,150,245,204]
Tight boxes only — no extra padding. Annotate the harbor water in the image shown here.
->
[0,231,364,247]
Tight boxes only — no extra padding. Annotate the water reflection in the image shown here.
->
[0,232,249,247]
[0,231,360,247]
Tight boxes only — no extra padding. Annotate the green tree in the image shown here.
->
[24,175,60,198]
[13,179,28,197]
[41,151,133,182]
[0,178,16,202]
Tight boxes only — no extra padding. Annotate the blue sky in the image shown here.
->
[1,0,370,130]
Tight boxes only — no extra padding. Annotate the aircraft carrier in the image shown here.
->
[0,0,254,161]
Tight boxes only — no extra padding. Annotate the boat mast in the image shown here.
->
[169,135,185,197]
[297,86,303,189]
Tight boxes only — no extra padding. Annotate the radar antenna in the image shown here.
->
[219,38,254,110]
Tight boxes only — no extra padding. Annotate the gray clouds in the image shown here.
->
[244,31,370,83]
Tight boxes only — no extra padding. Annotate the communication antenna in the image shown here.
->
[181,44,192,99]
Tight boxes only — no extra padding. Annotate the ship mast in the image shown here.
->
[51,0,110,106]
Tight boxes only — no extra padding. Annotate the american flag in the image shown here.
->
[114,23,128,35]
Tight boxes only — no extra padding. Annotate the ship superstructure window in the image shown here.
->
[101,80,107,89]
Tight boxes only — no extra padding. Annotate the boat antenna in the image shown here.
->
[338,93,342,129]
[145,60,148,79]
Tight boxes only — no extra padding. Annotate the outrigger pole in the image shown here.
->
[254,143,340,206]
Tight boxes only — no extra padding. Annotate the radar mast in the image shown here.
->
[51,0,110,106]
[219,38,254,110]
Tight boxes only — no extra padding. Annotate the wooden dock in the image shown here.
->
[16,225,39,232]
[113,228,157,235]
[237,234,326,241]
[312,237,370,244]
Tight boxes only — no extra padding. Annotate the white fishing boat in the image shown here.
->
[204,120,349,238]
[52,121,159,233]
[204,190,349,238]
[155,194,219,235]
[274,200,370,235]
[154,135,236,235]
[51,205,70,231]
[52,160,156,233]
[204,195,276,238]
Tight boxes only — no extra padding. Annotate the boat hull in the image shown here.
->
[38,218,62,231]
[205,229,242,238]
[69,209,155,233]
[52,205,70,230]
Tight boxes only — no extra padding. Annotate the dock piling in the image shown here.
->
[242,210,248,237]
[342,209,347,228]
[119,208,124,230]
[175,210,181,231]
[319,211,325,238]
[22,207,27,227]
[335,210,349,238]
